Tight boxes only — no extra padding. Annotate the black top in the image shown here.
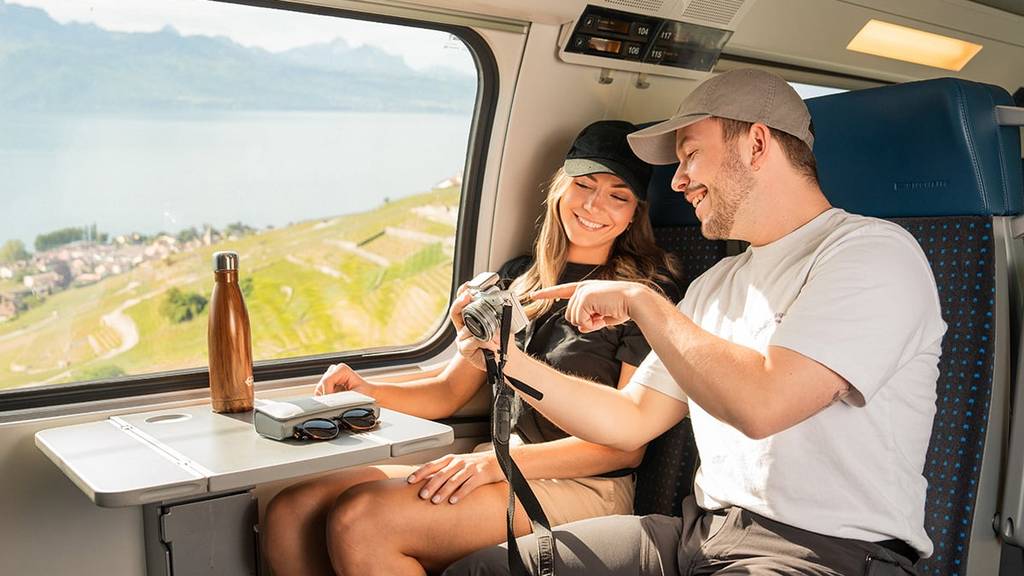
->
[497,256,682,477]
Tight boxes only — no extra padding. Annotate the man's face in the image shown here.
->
[671,119,756,240]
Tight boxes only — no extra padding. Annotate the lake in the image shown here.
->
[0,110,472,247]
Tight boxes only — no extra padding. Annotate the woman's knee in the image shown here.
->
[326,481,394,546]
[268,466,391,527]
[325,481,406,574]
[265,480,322,529]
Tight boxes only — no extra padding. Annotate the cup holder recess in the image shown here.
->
[145,413,191,424]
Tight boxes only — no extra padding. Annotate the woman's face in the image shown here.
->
[558,173,638,256]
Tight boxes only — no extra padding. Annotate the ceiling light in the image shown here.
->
[847,19,982,71]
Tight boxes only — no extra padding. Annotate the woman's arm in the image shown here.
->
[371,362,446,384]
[315,354,487,420]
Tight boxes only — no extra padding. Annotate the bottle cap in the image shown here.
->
[213,251,239,271]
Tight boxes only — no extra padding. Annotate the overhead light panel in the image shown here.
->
[846,19,982,71]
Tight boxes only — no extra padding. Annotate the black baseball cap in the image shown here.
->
[563,120,651,200]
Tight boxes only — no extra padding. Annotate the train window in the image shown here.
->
[0,0,484,401]
[789,81,847,99]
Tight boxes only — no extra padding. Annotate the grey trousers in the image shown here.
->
[443,496,918,576]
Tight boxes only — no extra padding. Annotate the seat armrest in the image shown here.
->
[996,105,1024,126]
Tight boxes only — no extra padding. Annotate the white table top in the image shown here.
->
[35,404,453,507]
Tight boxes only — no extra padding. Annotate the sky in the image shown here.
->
[7,0,476,74]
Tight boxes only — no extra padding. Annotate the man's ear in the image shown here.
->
[748,122,772,171]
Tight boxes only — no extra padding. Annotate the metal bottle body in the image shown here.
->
[208,264,253,413]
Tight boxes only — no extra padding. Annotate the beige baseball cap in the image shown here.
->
[627,68,815,165]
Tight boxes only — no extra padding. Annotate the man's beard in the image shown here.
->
[701,147,756,240]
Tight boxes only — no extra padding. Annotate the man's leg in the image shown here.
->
[689,507,919,576]
[443,513,684,576]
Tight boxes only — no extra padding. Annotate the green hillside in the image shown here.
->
[0,186,459,389]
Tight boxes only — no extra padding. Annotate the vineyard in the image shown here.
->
[0,186,460,389]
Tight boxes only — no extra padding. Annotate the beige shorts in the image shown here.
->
[473,441,635,527]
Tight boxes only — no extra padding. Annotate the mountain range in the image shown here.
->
[0,2,476,113]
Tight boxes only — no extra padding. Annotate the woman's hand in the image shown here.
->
[406,451,505,504]
[449,287,501,371]
[314,363,375,396]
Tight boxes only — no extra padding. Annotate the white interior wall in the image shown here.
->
[1,412,149,575]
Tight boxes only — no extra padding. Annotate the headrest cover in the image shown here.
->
[806,78,1022,218]
[647,163,699,227]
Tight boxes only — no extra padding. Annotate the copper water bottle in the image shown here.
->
[207,251,254,413]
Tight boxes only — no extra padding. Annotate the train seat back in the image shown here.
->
[633,77,1023,576]
[808,77,1020,575]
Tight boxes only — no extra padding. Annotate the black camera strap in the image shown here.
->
[481,303,555,576]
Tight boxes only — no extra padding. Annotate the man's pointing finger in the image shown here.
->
[529,282,580,301]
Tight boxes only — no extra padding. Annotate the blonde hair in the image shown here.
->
[509,168,679,319]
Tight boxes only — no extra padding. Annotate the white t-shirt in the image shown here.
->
[633,208,945,557]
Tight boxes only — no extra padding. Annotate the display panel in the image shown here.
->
[564,4,732,73]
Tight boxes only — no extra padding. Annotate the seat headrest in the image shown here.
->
[647,163,699,227]
[807,78,1021,217]
[644,77,1022,227]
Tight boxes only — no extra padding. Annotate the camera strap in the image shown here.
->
[482,303,555,576]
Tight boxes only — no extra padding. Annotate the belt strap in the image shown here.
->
[876,539,919,565]
[483,303,555,576]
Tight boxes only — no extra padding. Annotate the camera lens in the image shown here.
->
[462,297,500,341]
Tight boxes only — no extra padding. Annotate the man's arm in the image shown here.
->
[501,344,689,451]
[626,286,849,439]
[450,290,689,450]
[533,281,848,440]
[480,365,647,478]
[534,229,939,439]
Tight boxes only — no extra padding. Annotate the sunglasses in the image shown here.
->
[292,408,378,441]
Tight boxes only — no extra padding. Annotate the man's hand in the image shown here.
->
[406,451,504,504]
[314,363,374,396]
[531,280,643,333]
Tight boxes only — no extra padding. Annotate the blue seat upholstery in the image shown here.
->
[633,164,723,517]
[634,78,1021,576]
[808,78,1021,217]
[811,78,1019,575]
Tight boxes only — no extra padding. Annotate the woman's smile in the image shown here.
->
[574,213,609,231]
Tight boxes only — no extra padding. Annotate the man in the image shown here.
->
[444,68,945,575]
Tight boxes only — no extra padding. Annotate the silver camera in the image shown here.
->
[461,272,528,341]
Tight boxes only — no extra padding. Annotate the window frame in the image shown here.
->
[716,53,888,92]
[0,0,499,412]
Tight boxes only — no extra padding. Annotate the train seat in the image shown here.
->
[633,77,1023,576]
[807,77,1022,575]
[634,170,725,517]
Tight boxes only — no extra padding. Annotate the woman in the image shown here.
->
[263,120,680,576]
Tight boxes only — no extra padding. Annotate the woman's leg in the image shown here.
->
[326,477,537,576]
[263,464,416,576]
